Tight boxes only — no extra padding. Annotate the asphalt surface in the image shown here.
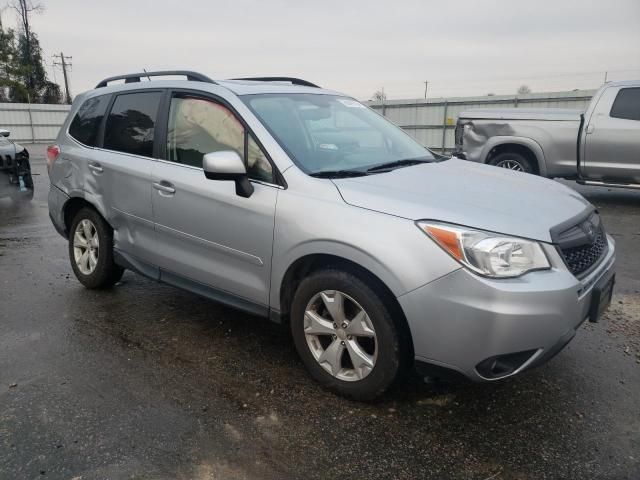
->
[1,147,639,480]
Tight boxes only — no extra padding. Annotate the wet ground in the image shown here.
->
[1,147,639,480]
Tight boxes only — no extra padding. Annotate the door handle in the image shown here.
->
[585,124,595,134]
[153,181,176,194]
[87,162,103,173]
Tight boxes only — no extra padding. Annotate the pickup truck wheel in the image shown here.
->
[68,207,124,289]
[290,269,409,401]
[489,152,534,174]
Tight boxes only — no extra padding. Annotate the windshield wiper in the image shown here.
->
[366,158,432,173]
[309,169,368,179]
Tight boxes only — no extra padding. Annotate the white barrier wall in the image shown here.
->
[1,88,596,147]
[367,89,596,152]
[0,103,71,143]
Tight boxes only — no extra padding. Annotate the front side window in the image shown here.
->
[104,91,162,157]
[243,94,433,175]
[610,88,640,121]
[68,94,110,146]
[166,96,273,182]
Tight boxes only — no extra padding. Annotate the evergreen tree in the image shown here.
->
[0,2,62,103]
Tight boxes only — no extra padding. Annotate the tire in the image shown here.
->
[290,268,410,401]
[489,151,535,174]
[68,207,124,289]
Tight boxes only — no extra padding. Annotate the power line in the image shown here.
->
[52,52,72,104]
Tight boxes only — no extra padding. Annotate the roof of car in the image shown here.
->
[604,79,640,88]
[88,71,342,98]
[216,79,341,96]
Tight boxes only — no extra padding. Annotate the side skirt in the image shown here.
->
[113,249,270,319]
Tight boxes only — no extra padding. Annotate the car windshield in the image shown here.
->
[242,94,434,175]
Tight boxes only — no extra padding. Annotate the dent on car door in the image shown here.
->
[94,90,162,263]
[151,93,278,307]
[584,86,640,183]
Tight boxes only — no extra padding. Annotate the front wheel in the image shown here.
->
[489,151,535,174]
[290,269,410,401]
[68,207,124,289]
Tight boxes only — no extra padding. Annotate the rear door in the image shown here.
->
[91,90,163,265]
[151,91,279,308]
[583,86,640,183]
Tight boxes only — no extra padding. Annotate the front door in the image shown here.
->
[584,86,640,184]
[151,92,278,308]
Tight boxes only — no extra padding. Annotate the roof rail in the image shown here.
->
[95,70,216,88]
[232,77,320,88]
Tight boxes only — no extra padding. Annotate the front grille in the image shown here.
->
[556,213,607,278]
[561,228,607,277]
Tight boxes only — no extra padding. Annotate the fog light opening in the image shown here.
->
[476,349,539,379]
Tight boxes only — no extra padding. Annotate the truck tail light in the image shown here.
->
[47,144,60,172]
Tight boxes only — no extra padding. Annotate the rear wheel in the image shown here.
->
[290,269,410,401]
[489,151,535,174]
[68,207,124,289]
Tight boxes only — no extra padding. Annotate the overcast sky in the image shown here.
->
[5,0,640,100]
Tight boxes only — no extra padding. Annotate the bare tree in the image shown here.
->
[372,89,386,102]
[9,0,44,91]
[517,85,532,95]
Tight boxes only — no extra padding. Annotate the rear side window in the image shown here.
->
[610,88,640,121]
[68,95,110,146]
[104,92,162,157]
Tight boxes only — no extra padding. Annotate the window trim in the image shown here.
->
[609,87,640,122]
[97,88,166,159]
[158,88,286,188]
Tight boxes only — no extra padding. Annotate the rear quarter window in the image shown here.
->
[610,87,640,121]
[68,95,110,146]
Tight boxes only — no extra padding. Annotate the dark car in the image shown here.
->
[0,129,34,202]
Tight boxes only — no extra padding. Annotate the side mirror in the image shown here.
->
[0,129,10,138]
[203,150,254,198]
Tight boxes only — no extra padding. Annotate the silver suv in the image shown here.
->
[48,71,616,400]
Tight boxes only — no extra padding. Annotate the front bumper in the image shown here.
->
[399,235,616,381]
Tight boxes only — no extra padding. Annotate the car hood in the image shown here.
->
[332,159,591,242]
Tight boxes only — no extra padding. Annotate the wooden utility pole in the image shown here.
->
[53,52,73,104]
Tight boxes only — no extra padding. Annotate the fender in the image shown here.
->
[480,136,548,177]
[269,238,457,312]
[62,189,111,229]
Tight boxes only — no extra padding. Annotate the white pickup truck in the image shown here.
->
[454,80,640,189]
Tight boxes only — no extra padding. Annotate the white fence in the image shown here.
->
[1,88,596,146]
[0,103,71,143]
[367,89,596,152]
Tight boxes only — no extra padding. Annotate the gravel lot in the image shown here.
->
[1,147,639,479]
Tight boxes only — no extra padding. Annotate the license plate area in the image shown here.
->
[588,271,615,323]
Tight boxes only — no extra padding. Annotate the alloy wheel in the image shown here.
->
[73,219,99,275]
[304,290,377,382]
[495,159,524,171]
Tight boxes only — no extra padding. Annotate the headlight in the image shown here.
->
[417,221,550,278]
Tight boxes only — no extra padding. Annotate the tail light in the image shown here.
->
[46,144,60,172]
